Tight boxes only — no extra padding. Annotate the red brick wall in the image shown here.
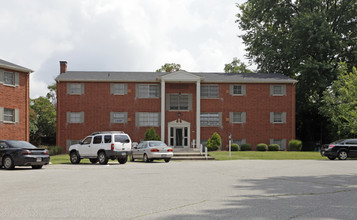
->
[0,69,30,141]
[57,81,295,151]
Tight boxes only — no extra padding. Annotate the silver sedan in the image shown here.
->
[130,141,173,163]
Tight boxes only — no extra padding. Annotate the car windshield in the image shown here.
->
[148,141,167,148]
[114,135,130,143]
[6,141,37,149]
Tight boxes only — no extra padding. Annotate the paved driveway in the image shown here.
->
[1,160,357,219]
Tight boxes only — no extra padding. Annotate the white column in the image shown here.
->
[196,80,200,150]
[161,80,165,142]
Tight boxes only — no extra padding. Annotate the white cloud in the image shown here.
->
[0,0,249,98]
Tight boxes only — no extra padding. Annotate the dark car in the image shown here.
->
[320,139,357,160]
[0,140,50,170]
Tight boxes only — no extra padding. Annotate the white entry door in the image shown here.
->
[168,120,190,148]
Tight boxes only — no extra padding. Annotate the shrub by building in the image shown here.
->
[268,144,280,151]
[240,143,252,151]
[206,132,221,151]
[231,143,239,151]
[288,139,302,151]
[256,143,268,151]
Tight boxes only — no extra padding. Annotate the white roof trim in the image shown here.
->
[159,70,203,82]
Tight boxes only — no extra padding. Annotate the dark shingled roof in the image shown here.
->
[56,71,297,83]
[0,59,33,73]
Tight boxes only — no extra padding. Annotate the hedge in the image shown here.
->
[268,144,280,151]
[240,143,252,151]
[256,143,268,151]
[288,139,302,151]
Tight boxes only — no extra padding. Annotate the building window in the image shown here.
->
[270,112,286,124]
[230,112,246,124]
[230,84,246,96]
[137,84,159,98]
[233,139,246,146]
[67,83,84,95]
[201,85,219,98]
[67,112,84,123]
[270,139,286,150]
[136,112,160,127]
[168,94,190,110]
[111,83,127,95]
[200,113,221,127]
[110,112,128,123]
[4,109,15,122]
[270,85,286,96]
[4,72,15,85]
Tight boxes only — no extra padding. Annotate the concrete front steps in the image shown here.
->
[172,152,215,160]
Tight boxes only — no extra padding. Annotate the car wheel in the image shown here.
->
[164,159,170,163]
[32,165,43,169]
[118,156,128,164]
[89,158,98,164]
[338,151,348,160]
[327,156,336,160]
[3,156,15,170]
[143,154,150,163]
[98,151,108,164]
[130,154,135,162]
[70,151,81,164]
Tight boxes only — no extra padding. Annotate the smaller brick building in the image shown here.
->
[56,61,297,152]
[0,59,33,141]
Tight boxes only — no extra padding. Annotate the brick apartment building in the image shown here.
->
[0,59,33,141]
[56,61,296,152]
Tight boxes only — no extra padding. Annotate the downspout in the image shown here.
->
[26,72,29,141]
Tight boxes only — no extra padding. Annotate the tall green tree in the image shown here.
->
[224,57,252,73]
[320,64,357,138]
[236,0,357,146]
[30,96,56,145]
[156,63,181,72]
[46,83,57,105]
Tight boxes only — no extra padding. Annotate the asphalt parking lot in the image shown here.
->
[1,160,357,220]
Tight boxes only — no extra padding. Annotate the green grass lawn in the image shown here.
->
[51,151,326,164]
[208,151,325,160]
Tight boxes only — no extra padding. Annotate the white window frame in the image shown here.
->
[67,83,84,95]
[200,112,222,127]
[67,112,84,124]
[136,112,160,127]
[270,139,287,150]
[270,85,286,96]
[167,94,191,111]
[136,84,160,98]
[110,83,127,95]
[230,112,246,124]
[4,72,15,85]
[0,108,19,123]
[0,70,19,87]
[110,112,128,124]
[233,139,246,146]
[270,112,286,124]
[201,85,219,98]
[230,84,246,96]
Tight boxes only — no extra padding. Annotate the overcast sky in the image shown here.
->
[0,0,249,98]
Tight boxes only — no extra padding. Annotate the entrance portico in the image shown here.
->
[159,71,203,149]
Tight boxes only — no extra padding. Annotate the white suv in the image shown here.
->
[69,131,132,165]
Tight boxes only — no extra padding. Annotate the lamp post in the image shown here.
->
[228,133,232,159]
